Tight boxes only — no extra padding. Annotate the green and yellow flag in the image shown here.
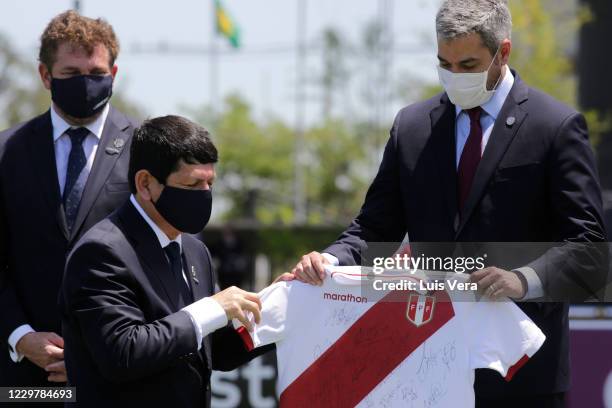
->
[215,0,240,49]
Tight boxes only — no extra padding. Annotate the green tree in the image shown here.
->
[0,34,49,128]
[510,0,576,105]
[305,119,369,224]
[204,94,295,224]
[188,94,373,227]
[319,28,350,121]
[510,0,610,147]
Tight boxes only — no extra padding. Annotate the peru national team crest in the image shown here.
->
[406,294,436,327]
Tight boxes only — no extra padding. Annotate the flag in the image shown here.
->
[215,0,240,49]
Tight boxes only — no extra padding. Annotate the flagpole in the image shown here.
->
[293,0,307,225]
[210,0,219,118]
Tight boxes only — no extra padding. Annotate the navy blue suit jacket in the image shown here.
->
[0,107,136,388]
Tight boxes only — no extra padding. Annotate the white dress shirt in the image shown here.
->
[129,195,228,350]
[8,104,110,363]
[324,67,543,300]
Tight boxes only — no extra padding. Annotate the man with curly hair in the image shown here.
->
[0,10,137,396]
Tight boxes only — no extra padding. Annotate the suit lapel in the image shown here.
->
[70,107,131,242]
[25,111,70,240]
[455,72,529,237]
[430,95,459,231]
[118,200,181,311]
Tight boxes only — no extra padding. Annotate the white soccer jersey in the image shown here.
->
[234,267,545,408]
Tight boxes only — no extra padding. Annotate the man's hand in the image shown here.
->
[273,272,295,283]
[15,332,65,376]
[211,286,262,332]
[291,251,329,286]
[45,360,67,383]
[470,267,527,300]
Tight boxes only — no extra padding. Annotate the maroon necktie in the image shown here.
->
[457,107,483,212]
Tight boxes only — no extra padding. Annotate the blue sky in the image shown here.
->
[2,0,442,125]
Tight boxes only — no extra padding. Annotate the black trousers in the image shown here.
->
[476,393,566,408]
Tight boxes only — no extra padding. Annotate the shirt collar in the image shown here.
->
[130,194,182,251]
[51,103,110,143]
[454,66,515,120]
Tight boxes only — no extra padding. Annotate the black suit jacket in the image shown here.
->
[325,71,606,397]
[0,107,136,387]
[59,200,271,407]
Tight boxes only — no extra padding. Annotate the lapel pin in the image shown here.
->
[105,138,125,155]
[191,266,199,284]
[113,138,125,149]
[506,116,516,127]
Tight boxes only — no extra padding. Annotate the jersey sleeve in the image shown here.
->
[232,281,291,351]
[465,299,546,381]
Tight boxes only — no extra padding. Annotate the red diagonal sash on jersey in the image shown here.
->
[279,290,454,407]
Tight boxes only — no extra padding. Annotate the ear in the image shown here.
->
[111,64,118,80]
[39,63,52,90]
[135,170,157,201]
[499,39,512,65]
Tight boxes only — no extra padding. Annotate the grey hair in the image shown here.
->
[436,0,512,56]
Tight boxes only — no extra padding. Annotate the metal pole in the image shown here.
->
[293,0,307,224]
[210,0,219,116]
[73,0,81,12]
[376,0,393,161]
[381,0,393,130]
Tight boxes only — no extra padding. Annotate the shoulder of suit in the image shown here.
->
[522,86,579,121]
[0,110,49,135]
[108,105,141,133]
[394,92,446,123]
[182,234,214,265]
[182,233,211,253]
[0,111,50,157]
[69,215,127,258]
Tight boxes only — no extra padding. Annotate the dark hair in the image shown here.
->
[128,115,218,193]
[39,10,119,70]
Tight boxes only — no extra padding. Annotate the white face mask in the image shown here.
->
[437,48,502,110]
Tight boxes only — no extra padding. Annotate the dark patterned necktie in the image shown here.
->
[457,107,483,213]
[63,127,89,231]
[164,242,192,306]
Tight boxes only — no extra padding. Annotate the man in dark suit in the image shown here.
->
[291,1,606,407]
[60,115,275,407]
[0,10,136,393]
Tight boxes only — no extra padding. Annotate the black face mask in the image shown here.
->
[153,185,212,234]
[50,74,113,119]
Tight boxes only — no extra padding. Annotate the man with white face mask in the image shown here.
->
[290,0,606,407]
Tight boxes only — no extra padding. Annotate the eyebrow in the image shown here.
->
[59,65,109,72]
[459,57,479,64]
[187,174,215,184]
[437,56,480,65]
[59,66,82,71]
